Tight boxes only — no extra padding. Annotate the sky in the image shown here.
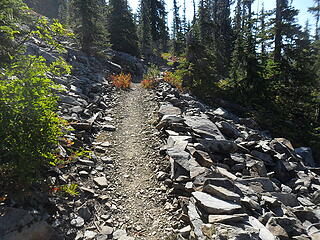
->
[128,0,317,33]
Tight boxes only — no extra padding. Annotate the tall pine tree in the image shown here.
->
[70,0,109,54]
[309,0,320,39]
[138,0,168,57]
[172,0,184,55]
[108,0,139,56]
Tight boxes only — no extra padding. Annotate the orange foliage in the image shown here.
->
[141,77,158,89]
[111,73,132,89]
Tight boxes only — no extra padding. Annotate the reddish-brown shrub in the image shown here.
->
[111,73,132,89]
[141,78,157,89]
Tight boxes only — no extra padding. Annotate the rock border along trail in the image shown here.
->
[96,83,175,240]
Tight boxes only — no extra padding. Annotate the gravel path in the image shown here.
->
[96,83,175,240]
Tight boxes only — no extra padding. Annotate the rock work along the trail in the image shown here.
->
[95,83,176,240]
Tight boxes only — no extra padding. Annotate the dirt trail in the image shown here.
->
[96,83,174,240]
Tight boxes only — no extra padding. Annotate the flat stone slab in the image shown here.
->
[208,214,247,224]
[192,192,242,214]
[93,177,108,187]
[203,184,241,202]
[184,116,225,140]
[159,104,182,117]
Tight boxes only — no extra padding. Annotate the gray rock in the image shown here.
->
[0,208,61,240]
[100,225,113,235]
[201,139,238,154]
[113,229,127,239]
[156,171,168,181]
[59,95,81,106]
[239,118,259,129]
[203,184,241,202]
[178,225,191,238]
[78,159,95,166]
[295,147,315,167]
[213,107,240,122]
[167,149,191,172]
[102,125,116,131]
[78,207,92,221]
[270,192,299,207]
[193,150,214,168]
[79,170,89,176]
[208,214,247,224]
[251,150,274,166]
[189,158,207,179]
[217,121,243,139]
[159,104,182,117]
[184,115,225,140]
[156,115,185,130]
[167,136,192,151]
[248,216,278,240]
[71,122,92,131]
[84,230,97,239]
[216,167,238,181]
[266,217,304,239]
[237,177,278,193]
[70,216,85,228]
[94,177,108,187]
[204,178,242,195]
[247,159,268,177]
[192,191,242,214]
[188,201,206,240]
[214,223,260,239]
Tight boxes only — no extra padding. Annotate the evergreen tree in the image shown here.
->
[308,0,320,39]
[172,0,184,55]
[256,4,273,64]
[69,0,109,54]
[229,0,261,99]
[108,0,139,56]
[214,0,233,77]
[138,0,169,57]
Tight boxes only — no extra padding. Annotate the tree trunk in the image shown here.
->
[274,0,283,62]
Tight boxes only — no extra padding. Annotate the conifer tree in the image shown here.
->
[138,0,169,57]
[108,0,139,56]
[309,0,320,39]
[172,0,184,55]
[70,0,109,54]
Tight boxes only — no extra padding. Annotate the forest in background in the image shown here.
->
[1,0,320,187]
[45,0,319,161]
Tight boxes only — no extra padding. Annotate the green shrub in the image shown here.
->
[0,7,72,190]
[0,55,71,186]
[141,64,160,89]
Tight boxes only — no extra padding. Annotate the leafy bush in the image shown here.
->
[0,55,71,187]
[141,78,156,89]
[163,71,183,91]
[161,52,181,66]
[0,5,72,190]
[111,73,132,89]
[141,64,160,89]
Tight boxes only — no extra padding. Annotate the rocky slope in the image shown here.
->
[154,80,320,240]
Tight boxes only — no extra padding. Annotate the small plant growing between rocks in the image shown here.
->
[50,183,79,197]
[163,71,183,92]
[111,73,132,89]
[141,64,160,89]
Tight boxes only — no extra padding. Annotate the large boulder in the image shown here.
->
[0,208,61,240]
[184,115,225,140]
